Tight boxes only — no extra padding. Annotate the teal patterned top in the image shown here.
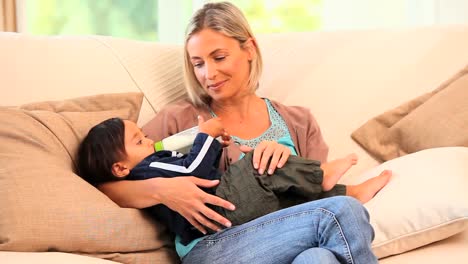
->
[210,98,297,156]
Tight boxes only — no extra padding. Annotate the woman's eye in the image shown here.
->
[193,62,203,68]
[214,56,225,61]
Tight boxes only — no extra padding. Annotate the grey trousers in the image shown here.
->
[214,152,346,226]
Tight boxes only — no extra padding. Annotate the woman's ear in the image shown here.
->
[244,38,257,61]
[111,162,130,178]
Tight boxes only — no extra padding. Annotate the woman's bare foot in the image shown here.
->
[346,170,392,203]
[321,153,358,191]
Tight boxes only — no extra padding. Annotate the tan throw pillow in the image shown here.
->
[0,93,178,264]
[352,65,468,161]
[355,147,468,259]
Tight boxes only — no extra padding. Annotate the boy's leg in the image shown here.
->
[267,153,347,206]
[321,153,357,191]
[346,170,392,203]
[215,152,345,225]
[214,152,281,225]
[264,154,325,199]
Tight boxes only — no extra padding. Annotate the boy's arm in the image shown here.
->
[147,133,222,179]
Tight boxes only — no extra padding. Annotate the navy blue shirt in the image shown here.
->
[127,133,222,244]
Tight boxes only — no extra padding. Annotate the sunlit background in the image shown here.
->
[15,0,468,43]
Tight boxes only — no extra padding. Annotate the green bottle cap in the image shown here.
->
[154,141,164,151]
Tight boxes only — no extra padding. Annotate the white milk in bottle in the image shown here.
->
[153,126,200,154]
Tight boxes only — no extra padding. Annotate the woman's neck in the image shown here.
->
[210,94,262,121]
[209,94,270,139]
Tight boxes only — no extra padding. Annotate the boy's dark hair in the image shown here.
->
[77,117,127,185]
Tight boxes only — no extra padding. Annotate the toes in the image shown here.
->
[347,153,359,164]
[380,170,393,178]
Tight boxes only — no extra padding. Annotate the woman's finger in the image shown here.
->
[277,147,290,169]
[267,146,290,174]
[193,210,222,232]
[183,212,207,235]
[202,194,234,228]
[189,177,220,188]
[258,142,276,174]
[267,147,283,174]
[252,141,268,171]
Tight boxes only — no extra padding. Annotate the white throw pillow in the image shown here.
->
[354,147,468,259]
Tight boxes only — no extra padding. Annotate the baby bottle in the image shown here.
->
[154,126,200,154]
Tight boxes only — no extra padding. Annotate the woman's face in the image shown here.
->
[187,28,254,103]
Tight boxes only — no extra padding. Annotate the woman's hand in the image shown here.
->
[154,177,235,234]
[240,141,291,175]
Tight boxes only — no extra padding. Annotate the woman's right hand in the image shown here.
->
[154,176,235,234]
[240,140,291,175]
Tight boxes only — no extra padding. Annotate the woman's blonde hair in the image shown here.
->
[184,1,263,107]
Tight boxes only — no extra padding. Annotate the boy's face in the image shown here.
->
[121,120,155,170]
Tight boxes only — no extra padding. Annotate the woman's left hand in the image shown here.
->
[239,141,291,175]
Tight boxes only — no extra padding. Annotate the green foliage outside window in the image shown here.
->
[230,0,322,33]
[24,0,321,41]
[26,0,158,40]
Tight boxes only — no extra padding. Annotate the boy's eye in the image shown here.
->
[214,56,225,61]
[137,139,142,145]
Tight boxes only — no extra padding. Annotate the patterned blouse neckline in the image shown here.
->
[209,98,290,148]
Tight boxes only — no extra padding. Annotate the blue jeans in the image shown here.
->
[182,196,377,264]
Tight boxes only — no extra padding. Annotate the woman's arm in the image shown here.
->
[98,178,163,209]
[98,177,235,234]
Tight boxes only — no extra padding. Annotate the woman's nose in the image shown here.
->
[205,62,217,80]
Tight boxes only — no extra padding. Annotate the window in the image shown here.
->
[220,0,322,33]
[15,0,468,43]
[17,0,322,42]
[18,0,160,41]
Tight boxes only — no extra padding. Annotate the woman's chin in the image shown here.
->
[208,92,225,101]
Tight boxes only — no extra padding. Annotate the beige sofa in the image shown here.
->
[1,27,467,263]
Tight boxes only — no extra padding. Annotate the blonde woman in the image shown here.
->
[99,2,389,263]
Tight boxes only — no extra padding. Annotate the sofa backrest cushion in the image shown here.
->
[0,93,178,264]
[352,65,468,161]
[0,33,187,127]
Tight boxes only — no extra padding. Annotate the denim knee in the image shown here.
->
[292,248,339,264]
[326,196,369,218]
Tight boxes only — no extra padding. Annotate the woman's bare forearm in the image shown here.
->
[98,176,235,233]
[98,178,164,208]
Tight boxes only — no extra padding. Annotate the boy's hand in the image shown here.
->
[198,116,231,146]
[219,131,231,147]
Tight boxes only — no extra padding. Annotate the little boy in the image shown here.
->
[77,117,390,245]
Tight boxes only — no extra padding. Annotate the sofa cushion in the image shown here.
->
[351,65,468,161]
[357,147,468,259]
[0,93,178,264]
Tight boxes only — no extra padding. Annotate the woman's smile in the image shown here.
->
[207,80,227,91]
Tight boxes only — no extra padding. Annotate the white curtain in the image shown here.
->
[321,0,468,30]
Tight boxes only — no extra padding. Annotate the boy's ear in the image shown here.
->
[111,162,130,178]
